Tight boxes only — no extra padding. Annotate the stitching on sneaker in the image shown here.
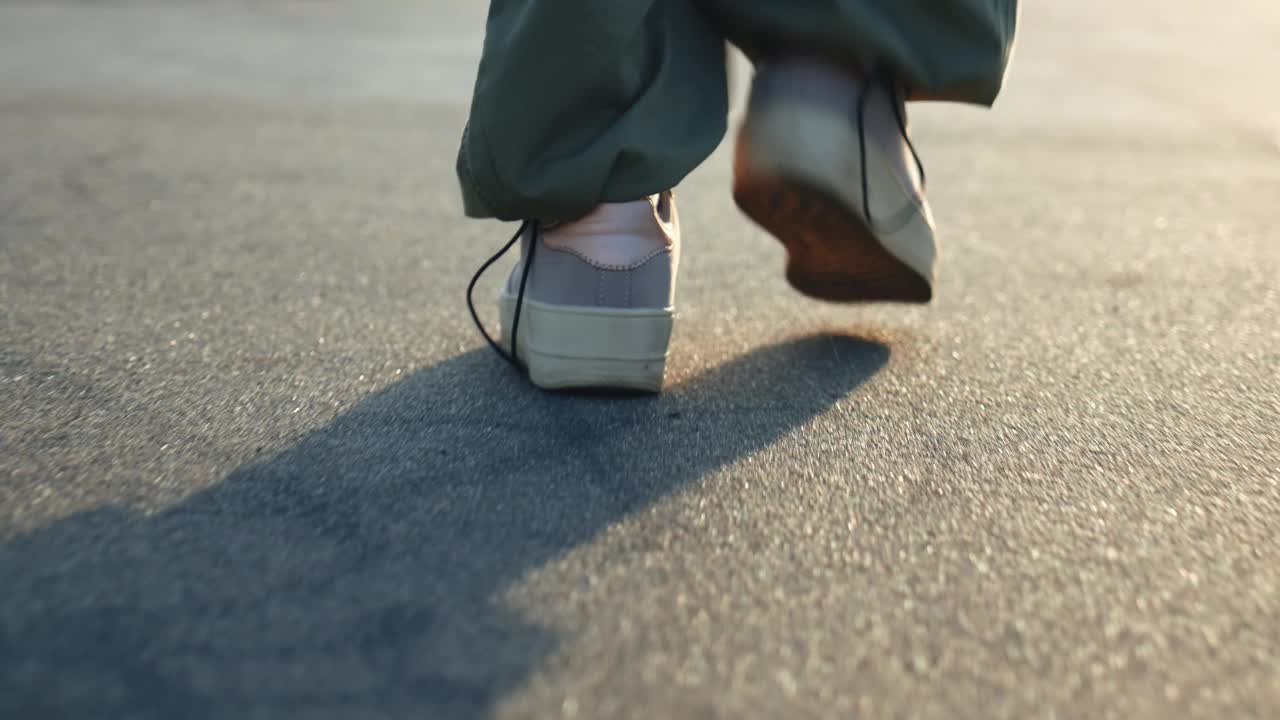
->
[539,243,671,272]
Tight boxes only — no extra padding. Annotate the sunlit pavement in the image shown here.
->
[2,2,1278,718]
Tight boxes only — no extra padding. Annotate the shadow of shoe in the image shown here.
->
[0,333,888,719]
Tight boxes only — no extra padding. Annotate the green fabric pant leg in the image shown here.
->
[457,1,1018,222]
[457,0,728,222]
[699,0,1018,105]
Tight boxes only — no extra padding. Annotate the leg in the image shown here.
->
[461,2,724,391]
[702,0,1018,105]
[457,0,729,222]
[705,0,1018,302]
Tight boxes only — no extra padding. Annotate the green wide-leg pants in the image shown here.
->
[457,1,1018,222]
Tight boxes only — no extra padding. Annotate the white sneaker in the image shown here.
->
[469,192,679,392]
[733,58,936,303]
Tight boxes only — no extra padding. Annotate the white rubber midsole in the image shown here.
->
[498,294,673,391]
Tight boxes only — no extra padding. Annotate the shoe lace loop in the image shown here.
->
[856,69,926,234]
[466,219,540,370]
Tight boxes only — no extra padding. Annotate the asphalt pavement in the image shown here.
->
[2,2,1278,718]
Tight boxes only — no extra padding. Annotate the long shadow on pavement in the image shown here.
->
[0,333,888,719]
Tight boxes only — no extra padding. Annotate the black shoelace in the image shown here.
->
[856,71,926,234]
[466,219,540,370]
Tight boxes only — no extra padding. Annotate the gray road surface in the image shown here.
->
[2,2,1278,718]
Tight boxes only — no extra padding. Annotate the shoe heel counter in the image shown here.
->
[519,245,674,310]
[542,196,677,270]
